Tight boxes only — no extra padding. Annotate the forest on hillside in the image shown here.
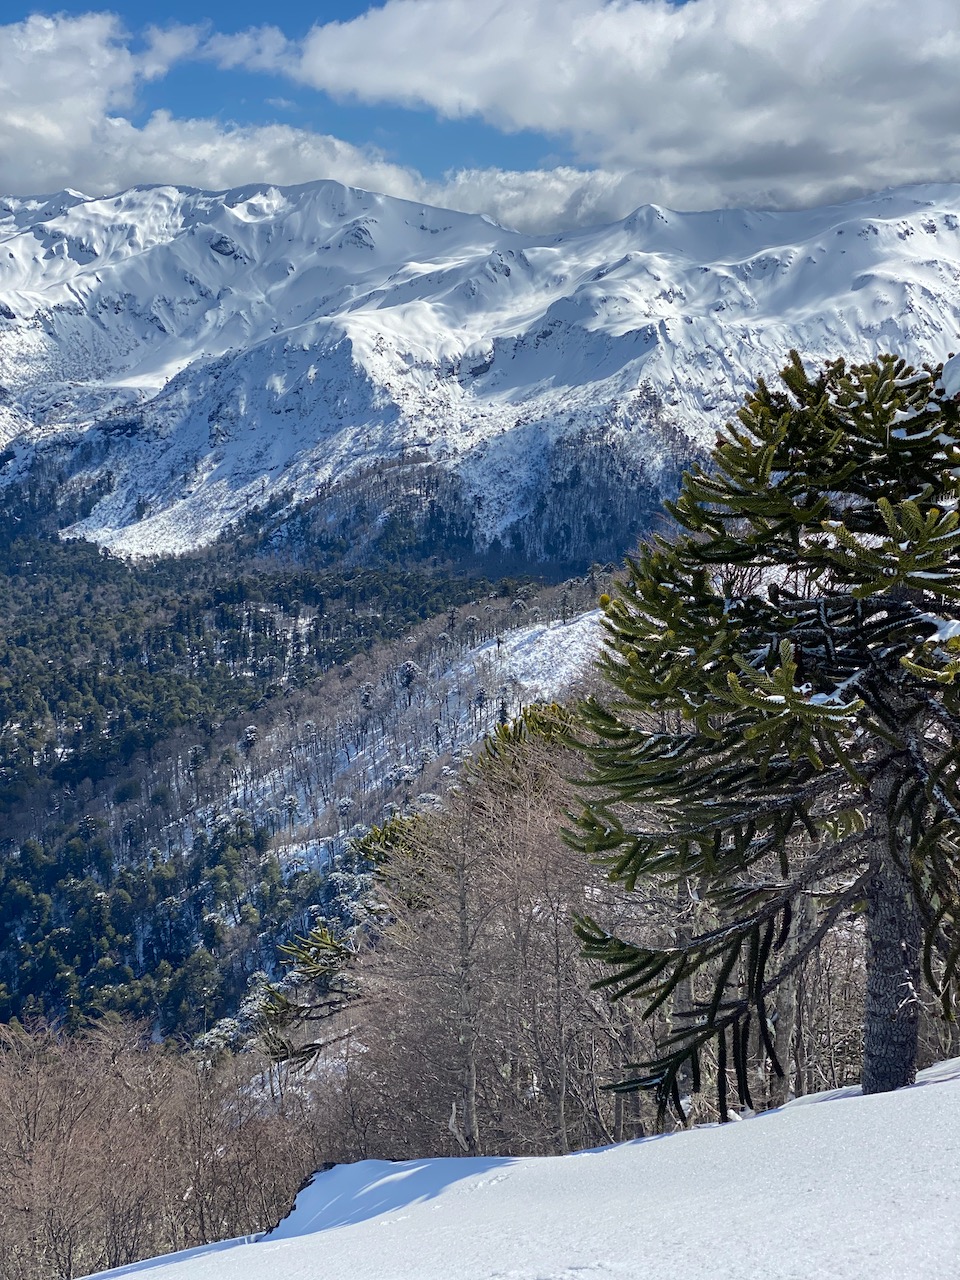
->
[0,463,606,1037]
[5,351,960,1280]
[3,703,956,1280]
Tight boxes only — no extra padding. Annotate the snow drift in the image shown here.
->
[83,1057,960,1280]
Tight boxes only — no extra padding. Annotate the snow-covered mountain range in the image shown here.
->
[2,180,960,559]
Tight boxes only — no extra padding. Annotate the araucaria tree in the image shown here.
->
[570,351,960,1119]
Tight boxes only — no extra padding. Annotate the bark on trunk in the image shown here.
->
[456,857,481,1155]
[766,894,809,1109]
[861,820,923,1094]
[669,882,700,1123]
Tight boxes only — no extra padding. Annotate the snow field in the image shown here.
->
[83,1057,960,1280]
[4,181,960,555]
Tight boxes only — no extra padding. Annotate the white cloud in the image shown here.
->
[91,112,432,205]
[0,15,426,206]
[204,25,294,75]
[4,4,960,233]
[0,12,657,231]
[1,13,137,191]
[138,22,206,82]
[287,0,960,209]
[424,167,666,232]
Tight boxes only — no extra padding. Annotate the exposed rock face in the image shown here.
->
[1,180,960,562]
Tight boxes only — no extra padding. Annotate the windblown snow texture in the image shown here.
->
[2,181,960,556]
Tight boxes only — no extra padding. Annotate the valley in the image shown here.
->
[1,178,959,1279]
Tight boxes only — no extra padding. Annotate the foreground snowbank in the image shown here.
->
[85,1058,960,1280]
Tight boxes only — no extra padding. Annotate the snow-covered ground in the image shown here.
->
[83,1057,960,1280]
[199,608,605,860]
[462,609,604,703]
[4,180,960,555]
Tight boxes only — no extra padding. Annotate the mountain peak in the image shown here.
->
[2,180,960,561]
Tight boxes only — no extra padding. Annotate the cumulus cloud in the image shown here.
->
[287,0,960,208]
[4,4,960,233]
[1,13,137,192]
[425,168,667,233]
[138,22,206,82]
[0,12,658,230]
[89,113,432,203]
[0,15,425,205]
[204,24,294,75]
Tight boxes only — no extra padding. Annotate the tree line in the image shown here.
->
[3,350,960,1279]
[0,546,597,1037]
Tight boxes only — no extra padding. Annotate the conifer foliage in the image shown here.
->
[570,351,960,1119]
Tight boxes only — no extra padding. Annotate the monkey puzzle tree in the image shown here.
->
[569,351,960,1120]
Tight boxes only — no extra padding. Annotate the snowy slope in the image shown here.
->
[83,1057,960,1280]
[3,180,960,555]
[462,610,604,704]
[189,609,605,896]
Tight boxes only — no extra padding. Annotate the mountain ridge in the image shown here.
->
[2,179,959,561]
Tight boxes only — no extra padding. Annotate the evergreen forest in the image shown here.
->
[0,467,544,1035]
[3,353,960,1280]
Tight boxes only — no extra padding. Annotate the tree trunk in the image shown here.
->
[766,891,813,1108]
[665,883,700,1123]
[456,854,481,1155]
[861,836,923,1094]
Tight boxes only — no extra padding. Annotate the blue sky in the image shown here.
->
[6,1,575,178]
[2,1,960,231]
